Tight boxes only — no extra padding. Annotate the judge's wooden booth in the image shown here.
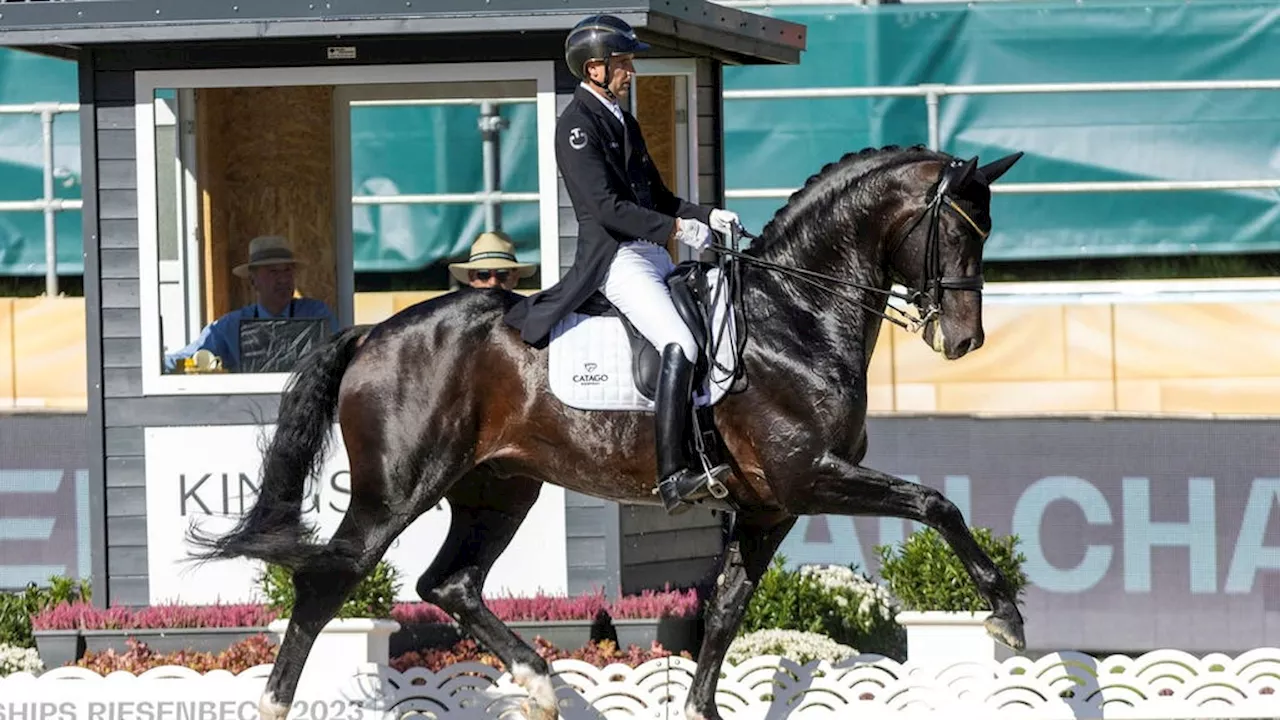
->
[0,0,805,609]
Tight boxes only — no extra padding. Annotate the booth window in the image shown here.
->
[346,82,544,300]
[137,68,557,395]
[148,86,345,381]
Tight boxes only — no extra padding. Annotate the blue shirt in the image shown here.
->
[163,298,339,373]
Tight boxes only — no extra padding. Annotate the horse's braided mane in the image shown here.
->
[750,143,943,252]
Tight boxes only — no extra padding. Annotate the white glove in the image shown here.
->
[674,218,712,251]
[709,208,741,236]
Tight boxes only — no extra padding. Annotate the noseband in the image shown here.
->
[707,158,989,334]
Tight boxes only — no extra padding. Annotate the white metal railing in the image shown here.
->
[0,96,540,296]
[722,78,1280,199]
[0,102,82,296]
[5,80,1280,296]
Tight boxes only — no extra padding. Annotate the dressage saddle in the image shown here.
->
[574,260,714,401]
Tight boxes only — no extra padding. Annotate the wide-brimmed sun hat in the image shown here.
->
[232,235,306,279]
[447,231,537,284]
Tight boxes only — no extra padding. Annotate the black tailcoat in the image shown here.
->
[503,85,712,347]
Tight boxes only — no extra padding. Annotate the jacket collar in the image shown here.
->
[575,84,625,129]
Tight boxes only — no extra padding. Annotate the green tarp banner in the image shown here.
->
[722,0,1280,261]
[0,0,1277,275]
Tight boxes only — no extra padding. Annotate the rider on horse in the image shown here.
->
[503,14,741,515]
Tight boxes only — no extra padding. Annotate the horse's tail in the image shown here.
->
[187,324,370,573]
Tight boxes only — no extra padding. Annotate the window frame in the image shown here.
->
[134,61,560,396]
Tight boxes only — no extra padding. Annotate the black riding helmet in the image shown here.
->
[564,14,650,98]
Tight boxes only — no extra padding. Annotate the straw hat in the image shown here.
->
[448,231,537,284]
[232,235,306,279]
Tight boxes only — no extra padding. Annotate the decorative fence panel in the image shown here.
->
[4,649,1279,719]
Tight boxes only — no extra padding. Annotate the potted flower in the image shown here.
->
[72,603,277,658]
[876,526,1028,663]
[737,555,906,661]
[11,576,91,669]
[261,557,402,692]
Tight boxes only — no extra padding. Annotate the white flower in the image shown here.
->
[798,564,901,622]
[726,629,859,665]
[0,644,44,676]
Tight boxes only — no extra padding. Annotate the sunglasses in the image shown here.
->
[473,270,512,282]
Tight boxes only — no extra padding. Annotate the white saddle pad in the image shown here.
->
[548,267,741,412]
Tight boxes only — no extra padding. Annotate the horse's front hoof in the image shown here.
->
[520,698,559,720]
[512,662,559,720]
[984,611,1026,652]
[258,692,290,720]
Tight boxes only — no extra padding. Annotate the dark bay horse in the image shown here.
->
[191,144,1026,720]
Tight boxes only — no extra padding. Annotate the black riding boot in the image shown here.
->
[655,343,730,514]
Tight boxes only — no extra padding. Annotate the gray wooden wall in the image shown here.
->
[85,53,297,607]
[84,44,726,607]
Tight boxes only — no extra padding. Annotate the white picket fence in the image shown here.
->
[3,648,1279,719]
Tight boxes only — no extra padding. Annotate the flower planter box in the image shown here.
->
[78,627,271,658]
[390,620,701,657]
[389,622,464,657]
[389,616,700,656]
[32,629,85,669]
[269,618,400,697]
[896,610,1014,663]
[615,616,700,654]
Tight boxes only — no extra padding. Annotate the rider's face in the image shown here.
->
[588,54,635,101]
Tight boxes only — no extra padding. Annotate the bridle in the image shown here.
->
[705,157,990,334]
[885,157,988,326]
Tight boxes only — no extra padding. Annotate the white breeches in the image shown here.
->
[600,241,698,363]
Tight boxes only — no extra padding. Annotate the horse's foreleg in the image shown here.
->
[684,512,795,720]
[414,474,558,720]
[788,457,1026,652]
[260,498,424,720]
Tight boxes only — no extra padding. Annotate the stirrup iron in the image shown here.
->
[691,408,729,499]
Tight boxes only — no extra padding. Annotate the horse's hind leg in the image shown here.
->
[787,457,1026,651]
[259,491,429,720]
[414,472,558,720]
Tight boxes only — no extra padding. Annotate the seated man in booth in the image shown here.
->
[163,235,339,374]
[447,230,538,291]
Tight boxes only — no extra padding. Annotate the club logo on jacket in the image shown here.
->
[573,361,609,385]
[568,127,587,150]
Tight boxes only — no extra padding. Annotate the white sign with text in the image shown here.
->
[143,425,567,605]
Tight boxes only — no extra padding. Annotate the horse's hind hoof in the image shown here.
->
[984,612,1026,653]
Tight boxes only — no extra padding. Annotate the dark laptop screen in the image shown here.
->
[238,318,328,373]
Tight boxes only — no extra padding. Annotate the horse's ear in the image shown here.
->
[958,155,979,186]
[977,152,1024,185]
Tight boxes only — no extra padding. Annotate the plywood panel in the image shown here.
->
[894,383,937,413]
[1155,378,1280,415]
[0,299,13,408]
[1115,380,1162,413]
[197,85,335,323]
[894,306,1069,383]
[1114,303,1280,379]
[634,75,679,260]
[353,292,396,326]
[12,298,87,408]
[1065,305,1115,380]
[866,384,895,413]
[935,380,1115,413]
[392,291,446,313]
[866,322,894,385]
